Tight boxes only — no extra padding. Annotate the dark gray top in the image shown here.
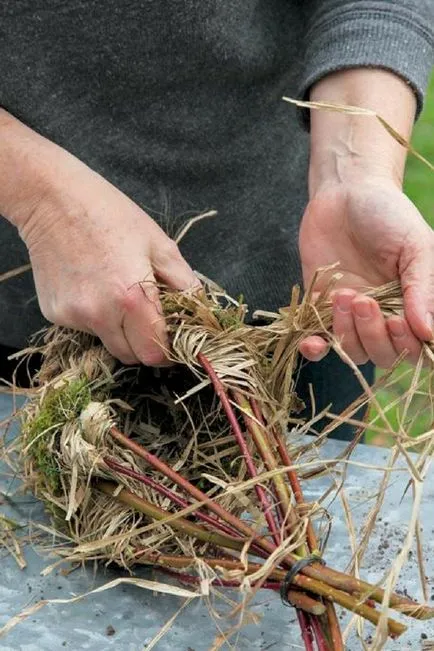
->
[0,1,433,348]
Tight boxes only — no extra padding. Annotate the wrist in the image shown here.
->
[309,155,403,200]
[308,68,416,199]
[0,109,70,231]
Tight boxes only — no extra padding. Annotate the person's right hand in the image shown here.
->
[13,147,199,366]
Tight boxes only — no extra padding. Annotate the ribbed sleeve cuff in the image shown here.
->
[299,8,434,123]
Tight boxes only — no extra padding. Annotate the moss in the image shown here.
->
[213,307,244,330]
[22,377,92,495]
[161,295,182,316]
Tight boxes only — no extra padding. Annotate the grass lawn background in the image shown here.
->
[368,74,434,445]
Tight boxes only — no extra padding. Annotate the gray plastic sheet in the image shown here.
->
[1,394,434,650]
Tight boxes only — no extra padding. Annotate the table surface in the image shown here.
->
[1,393,434,651]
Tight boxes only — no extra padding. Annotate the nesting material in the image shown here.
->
[12,275,434,649]
[20,283,288,561]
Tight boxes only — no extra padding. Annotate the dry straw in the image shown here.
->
[1,100,434,650]
[1,274,432,650]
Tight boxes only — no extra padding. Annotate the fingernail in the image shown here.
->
[426,313,433,333]
[142,352,171,367]
[353,299,373,320]
[310,343,329,361]
[388,318,405,338]
[336,293,353,314]
[155,359,173,368]
[308,351,327,362]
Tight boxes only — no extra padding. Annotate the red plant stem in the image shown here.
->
[160,567,278,589]
[311,616,330,651]
[272,432,343,649]
[251,401,343,651]
[104,456,255,546]
[197,352,282,547]
[252,399,318,554]
[159,569,326,616]
[272,434,317,549]
[110,425,279,559]
[249,399,336,650]
[98,480,251,553]
[270,428,344,650]
[297,610,315,651]
[249,398,297,529]
[134,552,406,637]
[109,426,424,625]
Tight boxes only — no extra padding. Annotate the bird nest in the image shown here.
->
[9,275,434,649]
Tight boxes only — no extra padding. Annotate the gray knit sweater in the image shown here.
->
[0,1,433,348]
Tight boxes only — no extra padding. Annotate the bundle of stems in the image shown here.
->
[94,358,432,650]
[16,274,434,650]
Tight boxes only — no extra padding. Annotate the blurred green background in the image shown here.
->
[368,74,434,445]
[405,75,434,224]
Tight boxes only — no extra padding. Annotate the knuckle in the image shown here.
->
[118,288,141,314]
[119,354,139,366]
[63,299,102,331]
[140,353,168,367]
[376,355,395,370]
[341,341,368,366]
[157,239,182,264]
[112,284,155,316]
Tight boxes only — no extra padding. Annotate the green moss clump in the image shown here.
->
[214,307,244,330]
[22,377,92,495]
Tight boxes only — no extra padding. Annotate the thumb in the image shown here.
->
[400,253,433,342]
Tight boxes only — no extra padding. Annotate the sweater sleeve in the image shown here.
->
[299,0,434,117]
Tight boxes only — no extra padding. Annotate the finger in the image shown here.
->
[352,296,399,368]
[152,239,200,290]
[400,253,433,341]
[97,328,140,366]
[402,283,433,342]
[332,290,368,365]
[386,316,422,366]
[299,335,329,362]
[72,300,141,366]
[122,277,170,366]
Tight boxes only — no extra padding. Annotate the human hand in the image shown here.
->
[15,152,198,366]
[299,178,434,367]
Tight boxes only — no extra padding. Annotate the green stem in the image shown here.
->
[235,393,301,538]
[97,480,247,553]
[110,426,433,620]
[137,551,406,637]
[265,415,343,651]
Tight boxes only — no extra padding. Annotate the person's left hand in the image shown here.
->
[299,177,434,367]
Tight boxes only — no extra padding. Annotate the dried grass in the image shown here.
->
[0,272,432,649]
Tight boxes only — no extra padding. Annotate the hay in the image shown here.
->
[0,514,26,569]
[16,272,364,565]
[0,271,430,650]
[18,280,300,565]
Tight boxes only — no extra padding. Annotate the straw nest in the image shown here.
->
[17,273,412,568]
[18,279,301,565]
[6,272,434,651]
